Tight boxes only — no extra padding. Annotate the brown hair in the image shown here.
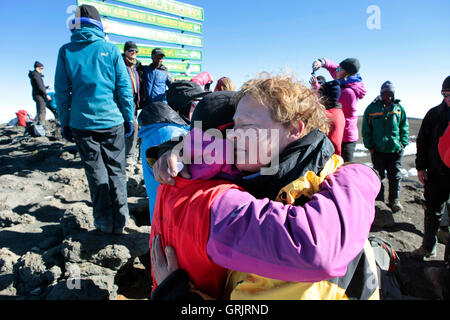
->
[233,72,330,136]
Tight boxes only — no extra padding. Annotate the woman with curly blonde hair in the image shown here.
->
[150,71,380,300]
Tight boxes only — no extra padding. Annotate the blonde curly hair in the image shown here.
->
[233,72,330,136]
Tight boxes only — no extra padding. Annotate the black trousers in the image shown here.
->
[371,149,404,202]
[33,95,47,124]
[341,141,356,162]
[422,171,450,253]
[72,124,129,232]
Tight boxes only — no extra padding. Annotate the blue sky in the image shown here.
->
[0,0,449,124]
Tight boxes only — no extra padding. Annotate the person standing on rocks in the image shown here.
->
[362,81,409,212]
[412,75,450,260]
[122,41,143,170]
[55,4,134,234]
[142,48,173,105]
[29,61,52,125]
[311,57,367,162]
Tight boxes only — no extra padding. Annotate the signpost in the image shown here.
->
[77,0,202,33]
[103,19,203,47]
[114,43,201,60]
[76,0,204,79]
[112,0,204,21]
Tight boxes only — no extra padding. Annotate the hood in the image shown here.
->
[345,80,367,100]
[28,70,43,79]
[71,25,105,43]
[338,74,367,99]
[138,101,188,127]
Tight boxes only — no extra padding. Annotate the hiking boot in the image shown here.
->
[424,267,445,299]
[389,199,403,213]
[410,246,436,261]
[438,228,449,245]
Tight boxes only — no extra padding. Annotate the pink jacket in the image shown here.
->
[191,72,213,87]
[323,59,367,143]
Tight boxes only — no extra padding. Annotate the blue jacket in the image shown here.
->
[55,25,134,130]
[142,65,172,104]
[139,123,189,222]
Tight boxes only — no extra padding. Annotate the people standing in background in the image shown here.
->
[142,48,173,105]
[311,78,345,156]
[122,41,143,169]
[362,81,409,213]
[312,57,367,162]
[29,61,52,125]
[55,4,134,234]
[214,77,236,92]
[412,76,450,260]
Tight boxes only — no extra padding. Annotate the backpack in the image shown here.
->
[16,110,32,127]
[368,235,404,300]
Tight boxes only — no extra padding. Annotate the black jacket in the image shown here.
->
[28,70,47,98]
[416,101,450,176]
[138,101,188,128]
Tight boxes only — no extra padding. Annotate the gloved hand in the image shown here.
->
[62,126,74,143]
[124,121,134,138]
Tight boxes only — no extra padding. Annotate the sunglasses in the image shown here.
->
[336,67,342,72]
[127,49,138,53]
[442,92,450,98]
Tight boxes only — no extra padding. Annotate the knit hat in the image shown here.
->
[442,76,450,92]
[34,61,43,69]
[319,80,341,103]
[167,80,210,119]
[380,81,395,95]
[124,41,138,52]
[316,76,326,85]
[190,91,236,132]
[71,4,103,31]
[339,58,360,75]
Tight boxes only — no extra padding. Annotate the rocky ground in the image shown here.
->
[0,118,448,300]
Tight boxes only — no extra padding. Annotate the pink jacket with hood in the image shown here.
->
[323,59,367,143]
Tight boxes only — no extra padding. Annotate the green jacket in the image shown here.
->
[55,24,134,130]
[362,97,409,153]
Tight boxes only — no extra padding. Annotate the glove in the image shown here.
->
[62,126,74,143]
[124,121,134,138]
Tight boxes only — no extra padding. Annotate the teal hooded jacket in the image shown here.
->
[55,25,134,130]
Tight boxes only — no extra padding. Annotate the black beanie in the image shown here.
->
[339,58,360,75]
[34,61,43,69]
[442,76,450,92]
[190,91,237,132]
[319,80,341,103]
[76,4,102,22]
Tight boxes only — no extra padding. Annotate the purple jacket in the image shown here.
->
[203,164,379,282]
[323,59,367,143]
[184,129,379,282]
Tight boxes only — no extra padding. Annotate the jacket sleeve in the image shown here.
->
[54,47,72,128]
[399,105,409,148]
[206,164,380,283]
[416,111,431,171]
[362,105,374,150]
[33,73,48,97]
[439,123,450,168]
[323,58,339,80]
[113,48,134,123]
